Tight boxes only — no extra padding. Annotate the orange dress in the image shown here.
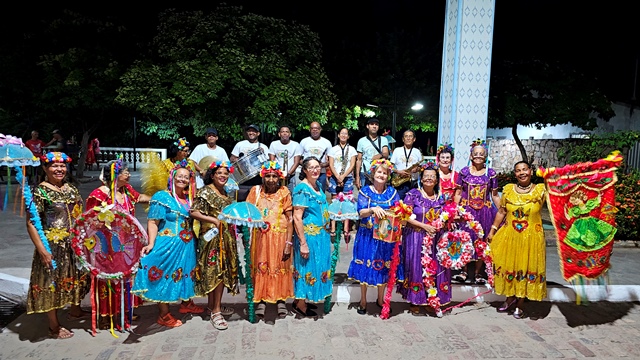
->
[246,185,295,303]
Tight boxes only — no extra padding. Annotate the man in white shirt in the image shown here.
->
[231,124,270,199]
[390,129,423,200]
[189,127,230,188]
[355,118,389,188]
[269,125,303,192]
[298,121,332,191]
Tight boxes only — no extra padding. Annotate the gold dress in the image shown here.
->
[246,185,294,303]
[193,186,239,296]
[492,183,547,301]
[27,184,89,314]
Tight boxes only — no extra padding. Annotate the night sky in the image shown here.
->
[3,1,638,103]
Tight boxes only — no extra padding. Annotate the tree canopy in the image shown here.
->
[488,58,615,163]
[116,6,336,141]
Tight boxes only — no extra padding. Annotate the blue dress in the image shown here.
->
[292,181,333,302]
[133,190,197,302]
[348,185,400,286]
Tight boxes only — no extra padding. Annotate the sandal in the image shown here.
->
[513,308,525,319]
[306,302,318,310]
[179,300,205,314]
[277,301,288,318]
[498,298,517,313]
[211,312,228,330]
[255,302,266,318]
[292,301,317,317]
[474,274,487,285]
[49,326,74,339]
[157,313,182,328]
[409,305,421,316]
[356,304,367,315]
[452,271,468,283]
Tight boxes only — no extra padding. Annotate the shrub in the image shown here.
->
[615,170,640,240]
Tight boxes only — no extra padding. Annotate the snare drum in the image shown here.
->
[231,148,269,184]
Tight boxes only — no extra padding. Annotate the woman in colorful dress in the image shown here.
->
[85,158,151,330]
[348,159,400,315]
[291,156,333,317]
[26,152,89,339]
[190,160,239,330]
[437,143,458,204]
[163,137,199,173]
[246,161,294,320]
[133,161,203,328]
[487,161,546,319]
[399,161,451,316]
[453,139,500,285]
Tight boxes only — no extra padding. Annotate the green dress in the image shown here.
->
[565,197,616,251]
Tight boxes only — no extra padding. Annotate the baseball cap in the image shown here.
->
[367,118,379,124]
[204,127,218,136]
[246,124,260,132]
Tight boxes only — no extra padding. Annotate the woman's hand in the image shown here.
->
[423,224,437,236]
[282,245,291,261]
[371,206,387,219]
[486,231,495,243]
[38,249,53,269]
[140,244,154,256]
[299,241,310,260]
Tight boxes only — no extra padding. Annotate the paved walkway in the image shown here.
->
[2,171,640,359]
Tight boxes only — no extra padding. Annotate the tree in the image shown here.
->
[116,6,336,141]
[488,59,615,163]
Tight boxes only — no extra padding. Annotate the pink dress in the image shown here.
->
[439,170,458,204]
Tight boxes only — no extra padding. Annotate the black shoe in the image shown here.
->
[293,302,317,317]
[356,305,366,315]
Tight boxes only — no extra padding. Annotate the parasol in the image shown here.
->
[218,201,264,227]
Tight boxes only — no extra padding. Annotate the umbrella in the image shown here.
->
[218,201,264,227]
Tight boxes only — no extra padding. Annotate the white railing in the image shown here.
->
[98,147,167,169]
[628,141,640,173]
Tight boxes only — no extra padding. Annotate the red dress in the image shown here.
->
[439,170,459,203]
[85,184,143,325]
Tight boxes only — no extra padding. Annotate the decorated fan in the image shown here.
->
[71,205,148,279]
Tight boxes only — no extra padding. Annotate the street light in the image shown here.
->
[365,101,424,140]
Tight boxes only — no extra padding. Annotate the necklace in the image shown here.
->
[420,187,437,200]
[516,183,533,192]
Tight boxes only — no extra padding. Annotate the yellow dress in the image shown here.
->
[492,183,546,301]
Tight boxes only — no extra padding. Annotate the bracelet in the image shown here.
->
[285,241,293,245]
[491,225,498,231]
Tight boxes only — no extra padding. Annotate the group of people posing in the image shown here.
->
[25,120,547,340]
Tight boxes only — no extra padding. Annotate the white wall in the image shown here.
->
[487,102,640,140]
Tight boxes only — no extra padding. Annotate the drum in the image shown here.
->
[231,148,269,185]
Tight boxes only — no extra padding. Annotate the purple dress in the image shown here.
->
[397,189,451,305]
[456,167,498,259]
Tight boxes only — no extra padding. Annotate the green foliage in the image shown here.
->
[116,6,336,141]
[557,131,640,165]
[615,170,640,240]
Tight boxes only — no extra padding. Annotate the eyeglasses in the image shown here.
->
[174,176,190,181]
[306,166,321,171]
[423,175,437,179]
[180,149,191,154]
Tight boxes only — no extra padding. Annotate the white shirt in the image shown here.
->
[299,136,332,173]
[189,143,230,188]
[231,140,269,159]
[268,140,303,172]
[357,136,389,172]
[390,146,423,181]
[328,144,357,177]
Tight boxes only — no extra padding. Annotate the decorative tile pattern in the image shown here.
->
[438,0,496,170]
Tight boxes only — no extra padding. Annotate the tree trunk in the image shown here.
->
[512,123,528,164]
[75,131,90,178]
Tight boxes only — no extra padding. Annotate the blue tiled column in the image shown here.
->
[438,0,496,170]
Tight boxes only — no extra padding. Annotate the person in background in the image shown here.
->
[355,118,389,189]
[298,122,332,192]
[436,143,458,204]
[268,125,303,193]
[389,129,422,200]
[231,124,269,200]
[25,131,47,184]
[189,128,230,189]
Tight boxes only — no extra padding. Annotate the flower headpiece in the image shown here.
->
[174,137,190,150]
[260,161,284,178]
[370,159,394,174]
[436,143,455,157]
[469,138,487,153]
[208,160,234,173]
[167,159,196,206]
[420,160,438,172]
[41,152,72,164]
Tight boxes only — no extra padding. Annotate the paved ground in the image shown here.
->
[2,170,640,359]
